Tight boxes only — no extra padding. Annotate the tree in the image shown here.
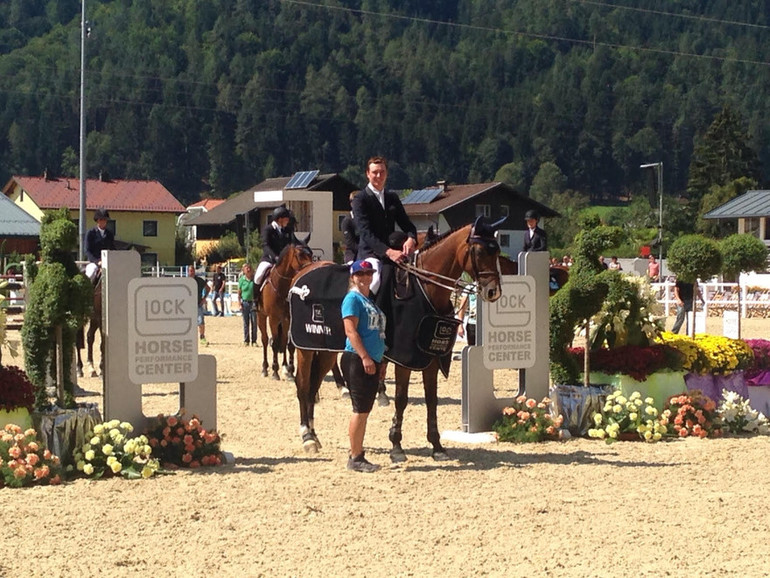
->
[697,177,756,238]
[666,235,722,337]
[686,106,761,203]
[529,161,566,205]
[719,233,767,337]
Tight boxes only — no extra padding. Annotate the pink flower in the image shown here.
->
[26,453,39,467]
[189,461,201,468]
[167,416,178,427]
[14,466,27,479]
[678,429,688,438]
[525,399,537,409]
[183,434,193,445]
[8,446,21,459]
[50,475,62,485]
[182,453,193,464]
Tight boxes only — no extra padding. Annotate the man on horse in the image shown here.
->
[255,204,298,307]
[351,155,417,294]
[84,208,115,283]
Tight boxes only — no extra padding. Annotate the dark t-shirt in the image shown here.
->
[675,280,694,301]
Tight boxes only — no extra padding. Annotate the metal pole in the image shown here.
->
[78,0,87,261]
[658,162,664,276]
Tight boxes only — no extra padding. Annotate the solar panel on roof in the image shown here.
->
[285,170,319,189]
[402,188,442,205]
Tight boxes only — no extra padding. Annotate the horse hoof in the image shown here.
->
[432,451,450,462]
[271,374,280,381]
[390,449,407,463]
[303,439,320,453]
[77,370,84,378]
[339,387,350,400]
[261,369,268,377]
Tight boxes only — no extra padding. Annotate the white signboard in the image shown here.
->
[127,278,198,385]
[723,310,739,339]
[481,275,536,369]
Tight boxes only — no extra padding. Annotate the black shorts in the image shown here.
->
[340,351,380,414]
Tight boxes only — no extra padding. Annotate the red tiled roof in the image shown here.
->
[9,176,185,213]
[188,198,226,210]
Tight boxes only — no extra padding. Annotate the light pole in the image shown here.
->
[640,162,663,275]
[78,0,88,261]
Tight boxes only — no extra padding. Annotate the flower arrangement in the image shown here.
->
[145,413,223,467]
[569,344,683,381]
[663,390,722,438]
[659,333,754,375]
[744,339,770,385]
[0,365,36,412]
[588,391,667,443]
[717,390,770,435]
[0,424,62,487]
[493,396,563,443]
[73,420,160,479]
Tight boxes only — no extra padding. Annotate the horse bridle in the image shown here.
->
[397,233,500,296]
[267,247,312,292]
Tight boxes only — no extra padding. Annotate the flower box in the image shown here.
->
[0,407,33,431]
[684,371,748,402]
[31,403,102,467]
[551,384,615,437]
[748,386,770,416]
[588,371,687,412]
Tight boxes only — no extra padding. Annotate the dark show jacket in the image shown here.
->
[260,222,296,263]
[522,226,547,252]
[340,213,359,263]
[84,226,116,263]
[351,186,417,260]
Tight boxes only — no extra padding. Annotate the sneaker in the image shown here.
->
[199,337,208,346]
[377,390,390,407]
[347,453,380,473]
[244,341,250,347]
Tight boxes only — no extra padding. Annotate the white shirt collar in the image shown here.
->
[271,221,282,232]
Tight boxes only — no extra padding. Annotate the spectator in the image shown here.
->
[671,278,704,334]
[238,263,257,346]
[188,265,208,345]
[647,255,660,282]
[211,265,227,317]
[608,256,622,271]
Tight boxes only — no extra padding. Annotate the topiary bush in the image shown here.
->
[719,234,768,281]
[666,234,722,283]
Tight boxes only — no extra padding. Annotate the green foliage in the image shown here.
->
[21,210,92,409]
[719,234,768,280]
[687,106,761,203]
[549,224,624,384]
[529,161,566,205]
[546,190,589,251]
[201,232,245,265]
[697,177,756,238]
[666,235,723,283]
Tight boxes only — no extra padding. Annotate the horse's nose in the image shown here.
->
[485,283,502,302]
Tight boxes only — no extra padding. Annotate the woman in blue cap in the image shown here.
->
[340,259,386,472]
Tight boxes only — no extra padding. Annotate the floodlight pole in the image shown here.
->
[78,0,88,261]
[640,162,663,275]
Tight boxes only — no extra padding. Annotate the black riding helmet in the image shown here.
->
[524,209,539,221]
[272,205,291,220]
[94,208,110,221]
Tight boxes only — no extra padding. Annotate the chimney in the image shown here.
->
[436,180,446,193]
[43,168,49,181]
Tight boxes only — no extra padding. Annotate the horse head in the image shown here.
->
[276,240,314,279]
[464,216,505,302]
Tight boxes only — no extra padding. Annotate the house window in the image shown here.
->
[745,217,760,236]
[140,253,158,268]
[499,234,510,248]
[475,204,491,218]
[143,220,158,237]
[500,205,509,217]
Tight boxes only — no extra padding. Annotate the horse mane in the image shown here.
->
[419,225,467,253]
[276,241,308,264]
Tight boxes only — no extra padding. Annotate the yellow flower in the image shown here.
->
[85,450,95,461]
[141,465,154,478]
[110,461,122,474]
[629,412,638,421]
[643,431,653,441]
[106,456,117,466]
[593,413,603,426]
[93,424,104,435]
[76,460,85,471]
[102,444,114,456]
[83,463,94,475]
[90,436,100,446]
[613,404,622,414]
[120,422,133,433]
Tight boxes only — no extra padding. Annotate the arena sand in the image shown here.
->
[4,316,770,577]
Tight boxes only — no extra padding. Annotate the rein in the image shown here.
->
[396,234,499,296]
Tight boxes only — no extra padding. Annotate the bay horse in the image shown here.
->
[291,216,504,460]
[257,238,314,380]
[499,255,569,295]
[77,273,102,378]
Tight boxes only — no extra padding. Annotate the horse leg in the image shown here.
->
[388,365,412,463]
[286,340,296,378]
[423,363,448,460]
[377,360,390,407]
[308,352,337,444]
[331,356,349,399]
[295,350,329,453]
[86,320,99,377]
[76,328,84,378]
[258,311,269,377]
[278,324,293,381]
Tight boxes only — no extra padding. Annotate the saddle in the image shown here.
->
[289,263,459,377]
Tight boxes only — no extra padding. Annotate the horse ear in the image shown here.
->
[489,216,507,231]
[302,233,311,245]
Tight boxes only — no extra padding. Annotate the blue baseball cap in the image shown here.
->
[350,260,374,275]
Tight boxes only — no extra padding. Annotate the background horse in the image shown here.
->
[499,255,569,295]
[291,217,504,459]
[258,239,313,380]
[77,274,102,378]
